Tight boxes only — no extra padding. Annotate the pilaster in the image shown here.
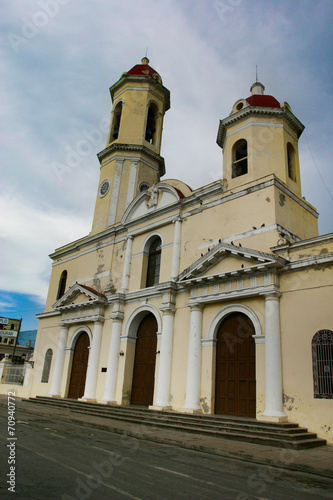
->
[261,292,287,421]
[49,325,68,397]
[150,305,175,410]
[81,321,103,401]
[102,310,124,404]
[182,304,203,413]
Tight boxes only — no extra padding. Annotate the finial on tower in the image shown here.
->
[141,47,149,65]
[250,79,265,96]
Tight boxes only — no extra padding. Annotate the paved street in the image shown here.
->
[1,406,333,499]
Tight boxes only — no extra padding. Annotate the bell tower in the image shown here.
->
[217,81,304,197]
[91,57,170,234]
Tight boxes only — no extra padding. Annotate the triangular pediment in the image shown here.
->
[178,242,285,283]
[122,183,181,223]
[53,283,107,310]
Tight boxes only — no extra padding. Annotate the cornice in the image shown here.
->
[97,143,165,176]
[50,177,316,264]
[217,106,304,148]
[109,75,170,111]
[272,233,333,254]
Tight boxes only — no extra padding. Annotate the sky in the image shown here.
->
[1,0,333,331]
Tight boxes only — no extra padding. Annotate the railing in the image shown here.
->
[2,364,26,385]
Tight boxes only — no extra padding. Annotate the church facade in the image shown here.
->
[30,58,333,443]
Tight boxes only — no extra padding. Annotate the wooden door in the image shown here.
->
[68,332,89,399]
[131,314,157,406]
[215,313,256,417]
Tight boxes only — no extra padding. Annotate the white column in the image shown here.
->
[171,218,182,279]
[108,159,123,226]
[153,311,175,408]
[262,293,287,418]
[121,236,133,292]
[183,305,203,411]
[82,321,103,401]
[49,325,68,397]
[102,314,123,403]
[126,161,139,208]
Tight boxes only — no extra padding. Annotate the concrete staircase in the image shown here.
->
[25,396,326,450]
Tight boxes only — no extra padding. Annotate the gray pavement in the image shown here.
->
[1,395,332,480]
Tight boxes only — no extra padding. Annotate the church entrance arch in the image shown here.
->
[68,332,89,399]
[131,313,158,406]
[215,312,256,417]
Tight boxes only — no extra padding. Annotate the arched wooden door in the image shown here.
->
[215,313,256,417]
[68,332,89,399]
[131,314,157,406]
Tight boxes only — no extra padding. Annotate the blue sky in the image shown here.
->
[1,0,333,330]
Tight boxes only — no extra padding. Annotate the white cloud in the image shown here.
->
[1,0,333,325]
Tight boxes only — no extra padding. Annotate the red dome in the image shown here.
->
[246,94,280,108]
[127,58,161,82]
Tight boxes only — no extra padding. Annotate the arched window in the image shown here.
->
[56,270,67,300]
[287,142,297,182]
[145,103,159,144]
[41,348,53,383]
[232,139,248,178]
[312,330,333,399]
[146,237,162,287]
[110,102,123,141]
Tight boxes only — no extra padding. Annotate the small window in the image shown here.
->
[110,102,123,141]
[145,103,159,145]
[56,270,67,300]
[41,348,53,383]
[287,142,297,182]
[312,330,333,399]
[146,238,162,287]
[232,139,248,178]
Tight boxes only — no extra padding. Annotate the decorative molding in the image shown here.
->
[217,106,304,148]
[225,121,299,143]
[97,143,165,176]
[206,304,262,341]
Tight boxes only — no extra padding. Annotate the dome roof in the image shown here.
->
[246,94,280,108]
[127,57,162,83]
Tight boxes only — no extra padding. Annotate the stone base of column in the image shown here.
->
[100,400,118,405]
[258,411,288,423]
[79,398,96,403]
[179,407,202,414]
[149,405,172,411]
[49,394,62,398]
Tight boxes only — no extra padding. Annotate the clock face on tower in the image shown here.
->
[99,179,110,197]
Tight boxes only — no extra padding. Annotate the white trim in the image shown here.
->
[141,232,165,253]
[126,160,139,209]
[67,325,93,350]
[101,154,159,170]
[226,121,299,143]
[206,304,262,341]
[121,304,162,341]
[74,271,111,285]
[108,159,123,226]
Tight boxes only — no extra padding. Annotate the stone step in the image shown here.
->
[29,396,296,428]
[25,397,327,449]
